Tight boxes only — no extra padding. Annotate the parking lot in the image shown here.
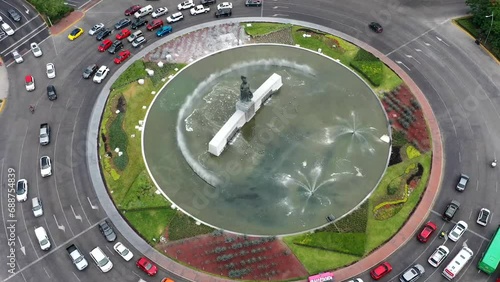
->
[0,0,49,62]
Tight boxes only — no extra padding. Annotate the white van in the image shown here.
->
[32,198,43,217]
[134,5,153,18]
[127,30,143,43]
[442,246,473,280]
[90,247,113,272]
[34,227,51,250]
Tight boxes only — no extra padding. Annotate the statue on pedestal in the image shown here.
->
[240,76,253,102]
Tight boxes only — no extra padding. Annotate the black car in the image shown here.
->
[245,0,262,7]
[108,40,123,54]
[215,8,232,18]
[83,64,98,79]
[114,18,131,30]
[98,220,117,242]
[442,200,460,221]
[201,0,216,4]
[46,85,57,101]
[96,28,111,41]
[8,9,21,22]
[369,22,383,33]
[131,18,148,29]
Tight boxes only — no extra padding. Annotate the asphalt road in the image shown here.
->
[0,0,499,281]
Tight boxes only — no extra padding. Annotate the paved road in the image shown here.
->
[0,0,499,281]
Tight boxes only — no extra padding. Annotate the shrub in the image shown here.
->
[387,183,399,195]
[28,0,73,24]
[350,61,384,86]
[111,60,147,89]
[320,202,368,233]
[108,113,128,170]
[353,49,379,61]
[406,145,421,159]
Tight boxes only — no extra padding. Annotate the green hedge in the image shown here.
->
[111,60,148,90]
[350,61,383,86]
[293,232,366,256]
[108,113,128,170]
[353,49,379,61]
[28,0,73,24]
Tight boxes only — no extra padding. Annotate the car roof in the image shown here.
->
[25,75,33,81]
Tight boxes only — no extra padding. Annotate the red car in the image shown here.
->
[417,221,437,243]
[124,5,141,16]
[136,257,158,276]
[147,19,163,31]
[114,50,131,64]
[116,28,131,40]
[98,39,113,52]
[370,262,392,280]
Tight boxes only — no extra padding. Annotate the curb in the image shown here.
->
[0,99,6,114]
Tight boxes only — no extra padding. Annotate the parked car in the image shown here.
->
[245,0,262,7]
[128,30,143,42]
[114,18,131,30]
[369,22,383,33]
[1,22,14,36]
[136,257,158,276]
[12,50,22,63]
[8,9,21,22]
[68,27,84,40]
[156,25,172,37]
[125,5,142,16]
[98,220,117,242]
[40,156,52,177]
[476,208,490,226]
[46,85,57,101]
[190,5,210,15]
[428,245,449,267]
[399,264,425,282]
[134,5,154,18]
[98,39,113,52]
[147,19,163,31]
[25,75,35,91]
[66,244,88,271]
[152,7,168,18]
[32,197,43,217]
[108,40,123,54]
[131,18,148,29]
[114,50,131,64]
[167,12,184,23]
[178,0,195,10]
[89,23,104,35]
[113,242,133,261]
[46,63,56,79]
[83,64,99,79]
[132,36,147,48]
[89,247,113,272]
[456,174,469,191]
[30,42,43,57]
[16,179,28,202]
[448,220,468,242]
[215,8,231,18]
[93,66,110,84]
[216,2,232,10]
[201,0,216,4]
[417,221,437,243]
[116,28,131,40]
[96,28,111,41]
[370,262,392,280]
[442,200,460,221]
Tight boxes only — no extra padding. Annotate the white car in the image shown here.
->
[178,0,195,10]
[25,75,35,91]
[89,23,104,35]
[428,245,449,267]
[113,242,133,261]
[93,65,110,84]
[190,5,210,15]
[131,36,147,48]
[12,50,23,63]
[167,12,184,23]
[46,63,56,79]
[476,208,490,226]
[40,156,52,177]
[16,179,28,202]
[448,220,468,242]
[347,279,363,282]
[1,22,14,35]
[217,2,233,10]
[30,42,43,57]
[152,7,168,18]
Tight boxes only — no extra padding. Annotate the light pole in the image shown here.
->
[484,12,494,45]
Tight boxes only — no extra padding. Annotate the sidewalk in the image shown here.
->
[48,0,101,36]
[0,58,9,113]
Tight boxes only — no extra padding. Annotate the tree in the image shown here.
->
[465,0,500,53]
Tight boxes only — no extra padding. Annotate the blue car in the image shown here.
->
[156,26,173,37]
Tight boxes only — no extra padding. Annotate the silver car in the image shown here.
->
[40,156,52,177]
[399,264,425,282]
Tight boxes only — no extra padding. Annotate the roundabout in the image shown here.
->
[0,0,499,282]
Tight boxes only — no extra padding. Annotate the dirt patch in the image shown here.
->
[116,96,126,113]
[160,233,308,280]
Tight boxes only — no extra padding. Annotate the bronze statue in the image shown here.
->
[240,76,253,102]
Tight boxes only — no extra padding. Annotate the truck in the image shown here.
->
[66,244,88,271]
[39,123,50,145]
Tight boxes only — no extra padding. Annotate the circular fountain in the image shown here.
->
[143,44,391,236]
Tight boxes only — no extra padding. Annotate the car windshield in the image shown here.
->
[16,182,25,194]
[145,262,152,270]
[75,256,83,263]
[98,257,109,267]
[121,248,129,256]
[41,239,49,246]
[71,29,79,35]
[41,158,49,168]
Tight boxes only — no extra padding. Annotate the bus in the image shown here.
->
[478,225,500,274]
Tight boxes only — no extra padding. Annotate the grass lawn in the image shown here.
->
[293,232,366,256]
[364,152,431,252]
[283,236,360,274]
[243,22,291,37]
[123,207,177,244]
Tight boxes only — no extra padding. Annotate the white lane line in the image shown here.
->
[386,20,448,56]
[1,0,29,21]
[4,221,102,281]
[105,245,114,256]
[43,267,50,277]
[1,24,47,56]
[431,210,490,241]
[43,216,57,249]
[53,214,66,232]
[87,197,99,209]
[0,14,43,44]
[72,271,81,282]
[70,205,83,222]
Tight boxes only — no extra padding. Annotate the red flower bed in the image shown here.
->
[161,233,308,281]
[382,85,431,152]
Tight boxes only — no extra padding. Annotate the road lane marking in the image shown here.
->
[43,216,57,249]
[1,24,48,56]
[72,271,81,282]
[53,214,66,232]
[0,14,43,44]
[70,205,83,222]
[43,267,50,277]
[87,197,99,209]
[430,210,490,241]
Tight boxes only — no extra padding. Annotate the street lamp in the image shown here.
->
[484,12,494,45]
